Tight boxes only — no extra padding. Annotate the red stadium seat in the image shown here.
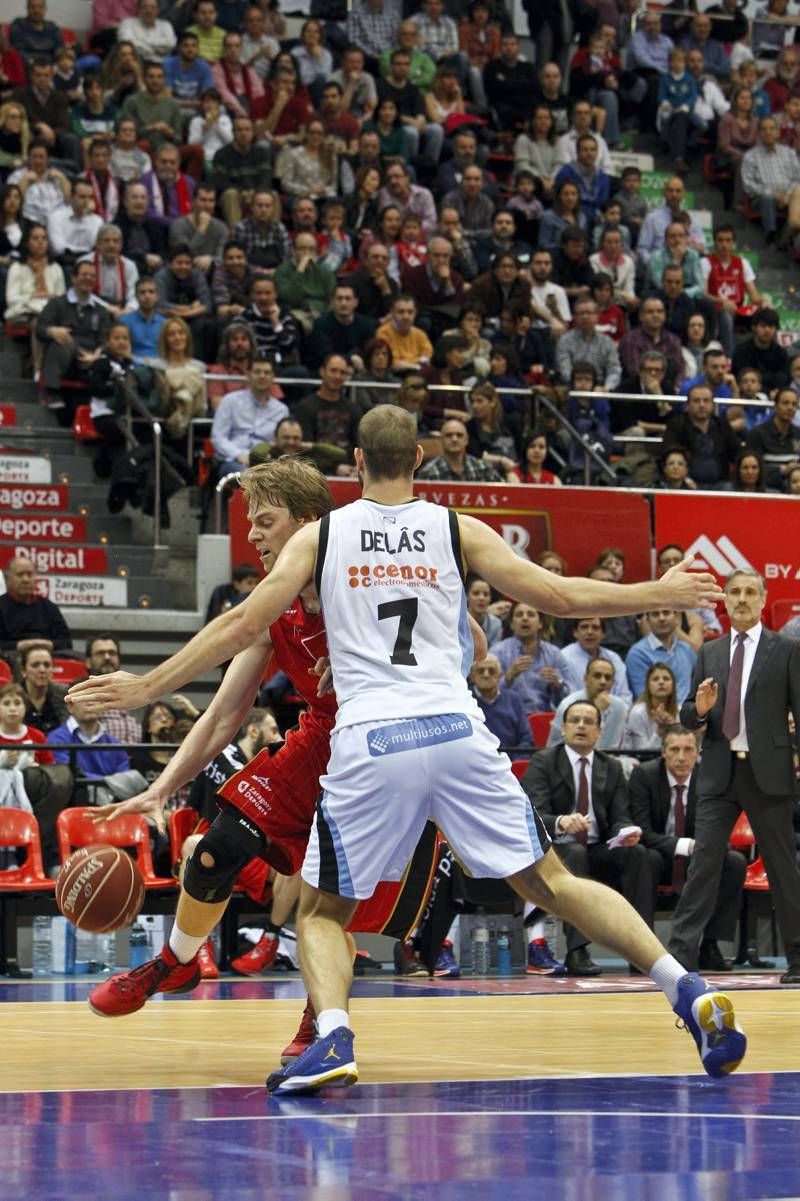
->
[168,808,204,873]
[0,661,12,684]
[0,810,54,893]
[56,809,176,889]
[510,759,530,781]
[528,712,555,747]
[729,811,755,852]
[72,405,101,443]
[51,659,89,685]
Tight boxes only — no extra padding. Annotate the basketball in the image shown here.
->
[55,845,145,934]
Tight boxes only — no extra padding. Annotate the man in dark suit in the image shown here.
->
[522,698,656,975]
[630,725,746,971]
[670,569,800,982]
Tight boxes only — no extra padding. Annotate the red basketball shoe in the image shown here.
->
[88,945,201,1017]
[197,939,219,980]
[231,933,279,976]
[280,999,316,1064]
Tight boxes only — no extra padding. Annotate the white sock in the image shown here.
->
[316,1008,350,1038]
[528,917,546,942]
[523,901,536,921]
[650,953,688,1007]
[168,924,207,965]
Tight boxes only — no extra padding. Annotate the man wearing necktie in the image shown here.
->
[670,569,800,983]
[523,699,656,976]
[630,726,747,971]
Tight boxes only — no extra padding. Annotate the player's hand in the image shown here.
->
[66,669,149,714]
[310,656,333,695]
[695,677,719,717]
[660,554,723,609]
[90,789,169,835]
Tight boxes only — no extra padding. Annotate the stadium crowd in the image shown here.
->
[1,0,800,979]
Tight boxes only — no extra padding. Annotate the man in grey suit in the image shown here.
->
[629,725,746,972]
[522,698,656,975]
[670,569,800,983]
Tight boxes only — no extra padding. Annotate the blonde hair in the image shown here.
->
[157,316,193,363]
[240,457,334,522]
[358,404,419,481]
[0,102,30,160]
[469,381,503,431]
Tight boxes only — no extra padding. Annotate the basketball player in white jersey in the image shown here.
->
[68,406,746,1094]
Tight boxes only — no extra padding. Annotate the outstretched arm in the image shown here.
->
[67,524,320,712]
[458,515,723,618]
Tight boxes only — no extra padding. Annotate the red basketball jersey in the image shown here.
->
[268,601,338,719]
[705,254,747,306]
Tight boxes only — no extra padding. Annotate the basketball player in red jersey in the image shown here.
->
[87,458,479,1059]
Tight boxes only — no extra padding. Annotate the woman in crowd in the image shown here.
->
[281,119,338,199]
[351,338,400,412]
[155,316,207,440]
[681,313,712,380]
[344,165,382,247]
[290,19,332,92]
[422,334,473,427]
[363,98,411,164]
[110,117,152,183]
[716,86,759,206]
[425,69,466,129]
[20,645,70,735]
[466,573,503,647]
[656,445,696,490]
[513,105,559,201]
[538,179,588,251]
[4,224,66,374]
[0,102,29,179]
[458,306,491,377]
[0,183,23,303]
[513,430,563,485]
[465,380,520,476]
[732,448,769,493]
[537,549,567,575]
[394,374,434,433]
[623,663,679,751]
[130,701,179,785]
[102,41,145,108]
[787,463,800,495]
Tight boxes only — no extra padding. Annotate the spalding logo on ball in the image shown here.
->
[56,845,145,933]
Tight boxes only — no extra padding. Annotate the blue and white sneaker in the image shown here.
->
[267,1026,358,1095]
[527,938,559,975]
[673,973,747,1078]
[432,940,461,978]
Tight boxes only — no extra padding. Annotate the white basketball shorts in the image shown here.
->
[301,712,551,900]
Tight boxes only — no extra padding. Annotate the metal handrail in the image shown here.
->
[214,470,242,532]
[570,390,774,411]
[535,392,618,485]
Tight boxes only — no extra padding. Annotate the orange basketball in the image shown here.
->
[56,845,145,933]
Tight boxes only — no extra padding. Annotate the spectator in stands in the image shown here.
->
[140,143,197,230]
[466,574,503,647]
[741,116,800,245]
[400,236,464,342]
[308,281,375,371]
[702,224,766,359]
[623,663,679,751]
[732,306,790,392]
[528,247,569,339]
[554,99,614,177]
[235,275,301,369]
[209,239,256,324]
[350,337,400,411]
[348,0,400,68]
[210,117,272,229]
[293,354,360,469]
[260,64,313,163]
[484,34,538,130]
[731,447,770,492]
[207,321,254,409]
[560,617,632,704]
[378,160,437,239]
[188,0,228,65]
[72,87,118,172]
[628,11,674,127]
[656,446,694,490]
[154,243,215,362]
[522,698,655,975]
[753,8,798,67]
[318,82,361,158]
[662,381,741,487]
[538,181,588,253]
[548,656,628,749]
[637,175,706,264]
[211,31,264,119]
[468,252,531,321]
[619,295,684,391]
[554,134,611,225]
[376,48,442,164]
[122,62,184,157]
[435,206,479,282]
[590,226,637,313]
[513,107,559,201]
[474,209,532,275]
[0,681,72,872]
[746,387,800,490]
[493,601,569,714]
[616,349,675,437]
[273,230,335,331]
[680,345,736,400]
[463,380,519,477]
[470,654,532,749]
[343,164,382,246]
[656,47,703,176]
[118,0,176,64]
[418,417,502,482]
[84,634,142,743]
[0,556,72,654]
[116,181,167,277]
[205,562,261,622]
[164,31,214,115]
[330,47,376,122]
[14,59,82,175]
[118,276,165,362]
[376,293,433,371]
[281,119,339,201]
[347,242,399,322]
[630,725,746,972]
[37,257,110,413]
[102,42,146,113]
[513,430,562,485]
[168,182,227,274]
[556,295,621,391]
[89,223,137,317]
[654,543,722,643]
[626,608,697,704]
[153,314,206,437]
[50,694,131,779]
[4,223,65,376]
[211,357,289,477]
[230,188,289,271]
[647,220,705,304]
[10,0,62,66]
[435,128,488,200]
[551,226,594,301]
[442,164,496,242]
[186,88,232,166]
[681,12,730,79]
[20,643,69,735]
[46,180,103,275]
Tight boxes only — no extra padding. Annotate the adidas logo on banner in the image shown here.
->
[684,535,756,577]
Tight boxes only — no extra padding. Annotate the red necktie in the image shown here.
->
[722,633,746,742]
[576,757,589,845]
[671,783,686,893]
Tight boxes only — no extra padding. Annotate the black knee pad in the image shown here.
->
[183,809,266,904]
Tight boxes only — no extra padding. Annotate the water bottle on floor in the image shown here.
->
[129,922,149,968]
[471,910,490,976]
[496,925,512,977]
[101,932,117,973]
[31,916,53,977]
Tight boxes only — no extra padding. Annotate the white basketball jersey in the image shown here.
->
[316,497,479,728]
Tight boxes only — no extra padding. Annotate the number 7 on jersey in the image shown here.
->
[377,598,418,666]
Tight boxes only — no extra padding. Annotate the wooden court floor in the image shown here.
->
[3,985,799,1093]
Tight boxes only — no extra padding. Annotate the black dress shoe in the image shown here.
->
[565,946,602,977]
[780,960,800,985]
[698,940,731,972]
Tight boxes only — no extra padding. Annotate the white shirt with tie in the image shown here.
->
[557,745,599,844]
[728,621,762,753]
[665,769,693,859]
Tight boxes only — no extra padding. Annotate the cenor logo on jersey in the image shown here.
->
[347,563,440,589]
[360,528,426,554]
